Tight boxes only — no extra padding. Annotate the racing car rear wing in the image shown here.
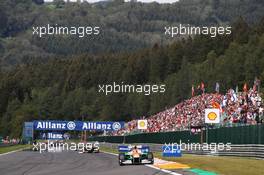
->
[118,145,150,153]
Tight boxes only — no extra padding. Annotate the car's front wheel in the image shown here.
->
[119,153,125,166]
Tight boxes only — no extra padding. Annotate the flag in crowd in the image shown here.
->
[254,77,261,92]
[192,85,195,97]
[215,82,220,93]
[243,83,248,92]
[193,82,205,96]
[236,85,238,94]
[192,80,261,96]
[201,82,205,93]
[212,101,220,109]
[192,82,253,96]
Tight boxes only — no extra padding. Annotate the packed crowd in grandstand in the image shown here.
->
[112,84,264,136]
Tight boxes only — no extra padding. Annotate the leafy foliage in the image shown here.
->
[1,17,264,137]
[1,1,264,137]
[1,0,264,68]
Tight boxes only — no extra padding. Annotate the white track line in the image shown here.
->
[145,165,182,175]
[102,151,182,175]
[0,148,24,156]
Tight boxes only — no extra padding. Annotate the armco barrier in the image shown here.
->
[90,124,264,144]
[0,143,15,147]
[99,142,264,159]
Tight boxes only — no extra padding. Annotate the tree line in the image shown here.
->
[1,0,264,68]
[1,17,264,137]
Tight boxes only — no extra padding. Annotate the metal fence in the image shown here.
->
[90,125,264,158]
[90,124,264,144]
[0,143,14,147]
[100,142,264,159]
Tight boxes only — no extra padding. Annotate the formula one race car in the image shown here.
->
[118,145,154,166]
[75,142,100,153]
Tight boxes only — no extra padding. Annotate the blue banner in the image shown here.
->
[40,132,65,140]
[33,120,124,131]
[23,122,33,138]
[118,145,131,152]
[162,144,182,157]
[118,145,150,153]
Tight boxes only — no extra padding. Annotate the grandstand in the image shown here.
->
[111,87,263,136]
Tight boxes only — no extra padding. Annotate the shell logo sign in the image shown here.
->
[137,120,148,130]
[205,109,220,124]
[208,112,217,121]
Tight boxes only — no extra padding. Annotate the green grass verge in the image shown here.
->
[155,153,264,175]
[100,146,119,154]
[100,146,264,175]
[0,144,30,154]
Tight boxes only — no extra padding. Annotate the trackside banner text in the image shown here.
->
[33,120,124,131]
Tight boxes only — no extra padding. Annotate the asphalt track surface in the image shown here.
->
[0,150,194,175]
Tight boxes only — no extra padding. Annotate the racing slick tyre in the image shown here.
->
[147,152,154,164]
[87,148,94,153]
[94,149,100,153]
[119,153,125,166]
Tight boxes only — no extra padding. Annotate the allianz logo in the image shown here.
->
[36,121,121,130]
[36,121,76,130]
[82,122,121,130]
[82,122,112,130]
[46,133,63,139]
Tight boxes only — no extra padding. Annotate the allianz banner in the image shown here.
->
[40,132,65,140]
[33,121,125,131]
